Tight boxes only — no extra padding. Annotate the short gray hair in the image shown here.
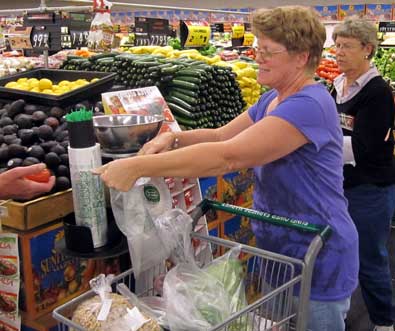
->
[332,17,378,59]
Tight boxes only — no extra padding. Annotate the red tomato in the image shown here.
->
[25,168,51,183]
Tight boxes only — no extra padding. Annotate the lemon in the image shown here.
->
[31,87,41,93]
[5,82,18,88]
[91,78,100,83]
[17,78,28,84]
[76,79,87,85]
[29,80,39,89]
[59,80,70,87]
[42,89,54,94]
[39,78,53,90]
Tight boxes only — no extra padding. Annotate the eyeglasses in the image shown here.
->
[254,46,287,59]
[335,42,362,51]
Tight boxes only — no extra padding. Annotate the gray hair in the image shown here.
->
[332,17,378,59]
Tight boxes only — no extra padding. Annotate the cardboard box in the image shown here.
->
[0,189,73,231]
[14,221,120,320]
[21,312,58,331]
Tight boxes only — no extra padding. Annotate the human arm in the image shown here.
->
[138,111,254,155]
[94,115,308,191]
[0,164,55,200]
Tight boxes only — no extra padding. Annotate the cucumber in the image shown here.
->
[166,95,195,112]
[174,115,198,127]
[171,87,198,98]
[175,76,202,84]
[171,79,199,91]
[169,91,198,106]
[166,102,195,119]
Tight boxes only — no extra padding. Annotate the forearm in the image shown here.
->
[175,128,221,148]
[135,142,234,179]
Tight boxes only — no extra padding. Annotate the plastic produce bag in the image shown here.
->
[110,177,172,278]
[163,246,248,331]
[88,0,114,52]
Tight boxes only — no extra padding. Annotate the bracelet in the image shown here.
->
[172,134,180,149]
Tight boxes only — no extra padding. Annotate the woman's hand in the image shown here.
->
[138,132,175,155]
[92,158,139,192]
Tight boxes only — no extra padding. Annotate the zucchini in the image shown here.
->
[166,102,195,119]
[90,53,118,61]
[161,65,182,75]
[169,91,198,106]
[171,79,199,91]
[166,95,195,112]
[147,62,172,72]
[171,87,198,98]
[176,69,205,77]
[175,76,201,84]
[174,114,198,127]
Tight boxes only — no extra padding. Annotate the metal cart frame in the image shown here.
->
[53,199,331,331]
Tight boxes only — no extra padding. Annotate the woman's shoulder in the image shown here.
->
[363,76,393,99]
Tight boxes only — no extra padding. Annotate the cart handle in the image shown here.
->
[195,199,332,242]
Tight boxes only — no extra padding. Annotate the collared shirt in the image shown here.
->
[333,65,380,104]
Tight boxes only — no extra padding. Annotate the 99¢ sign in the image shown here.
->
[181,21,211,48]
[31,31,50,49]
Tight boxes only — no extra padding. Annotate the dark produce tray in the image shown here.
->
[0,68,116,106]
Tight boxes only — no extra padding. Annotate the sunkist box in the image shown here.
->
[9,221,120,320]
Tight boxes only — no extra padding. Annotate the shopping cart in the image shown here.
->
[53,199,331,331]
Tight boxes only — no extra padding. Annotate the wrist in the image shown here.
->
[171,132,179,150]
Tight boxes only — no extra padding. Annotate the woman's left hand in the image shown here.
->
[92,158,138,192]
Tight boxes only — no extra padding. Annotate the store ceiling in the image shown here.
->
[2,0,395,11]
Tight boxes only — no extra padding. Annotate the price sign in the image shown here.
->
[31,31,50,49]
[378,21,395,32]
[8,26,32,49]
[135,17,170,46]
[180,21,211,48]
[242,32,255,47]
[232,24,245,39]
[70,30,89,48]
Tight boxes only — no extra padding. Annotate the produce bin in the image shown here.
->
[0,69,116,106]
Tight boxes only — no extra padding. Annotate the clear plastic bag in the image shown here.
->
[110,177,172,279]
[163,246,249,331]
[88,0,114,51]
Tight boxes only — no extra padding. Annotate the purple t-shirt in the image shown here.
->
[248,84,358,301]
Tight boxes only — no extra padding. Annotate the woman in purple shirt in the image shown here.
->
[94,6,358,330]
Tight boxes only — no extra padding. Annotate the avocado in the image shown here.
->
[32,111,48,124]
[55,131,68,142]
[3,134,17,145]
[44,152,61,168]
[40,140,57,153]
[8,144,27,158]
[18,129,36,145]
[24,104,39,115]
[22,157,40,166]
[49,107,65,119]
[7,158,23,169]
[0,135,3,145]
[0,108,7,117]
[44,117,59,130]
[94,101,104,113]
[50,144,66,155]
[7,99,25,118]
[15,114,33,129]
[38,124,53,141]
[53,122,67,138]
[56,164,70,177]
[0,147,8,161]
[59,153,69,166]
[27,145,44,160]
[0,117,13,127]
[3,124,18,135]
[59,141,69,149]
[12,138,22,145]
[55,176,71,191]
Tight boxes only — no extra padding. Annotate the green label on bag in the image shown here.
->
[144,185,160,203]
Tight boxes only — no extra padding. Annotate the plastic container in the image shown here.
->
[0,68,116,106]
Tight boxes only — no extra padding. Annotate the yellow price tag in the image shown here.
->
[243,33,255,47]
[184,21,211,47]
[232,25,245,39]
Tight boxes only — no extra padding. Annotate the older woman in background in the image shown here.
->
[95,7,358,330]
[332,18,395,331]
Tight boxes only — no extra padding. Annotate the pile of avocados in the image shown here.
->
[0,98,72,194]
